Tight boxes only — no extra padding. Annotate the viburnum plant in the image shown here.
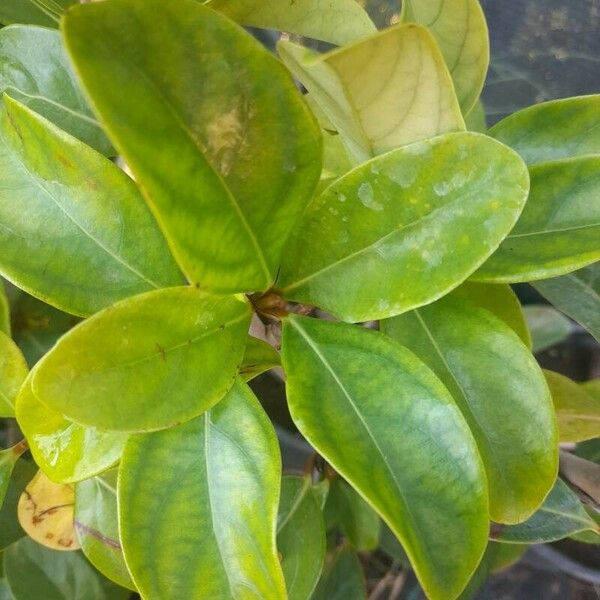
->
[0,0,599,599]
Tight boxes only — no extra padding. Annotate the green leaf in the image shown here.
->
[324,479,381,551]
[523,305,572,353]
[0,0,75,27]
[533,263,600,343]
[278,24,465,164]
[278,132,529,322]
[281,315,488,600]
[382,295,557,524]
[491,479,598,544]
[277,475,325,600]
[16,373,126,483]
[401,0,489,114]
[0,96,184,317]
[0,458,36,550]
[0,284,10,336]
[75,471,136,591]
[311,546,366,600]
[584,379,600,401]
[240,336,280,382]
[451,281,531,347]
[474,157,600,282]
[489,95,600,165]
[0,443,27,510]
[0,25,111,154]
[11,292,78,367]
[119,380,286,599]
[465,100,487,133]
[3,537,129,600]
[33,287,250,432]
[63,0,321,294]
[210,0,376,46]
[574,436,600,464]
[544,370,600,443]
[0,331,28,418]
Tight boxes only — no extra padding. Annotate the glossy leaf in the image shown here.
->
[0,331,28,418]
[311,546,366,600]
[545,370,600,443]
[382,296,557,524]
[33,287,250,432]
[474,157,600,282]
[0,96,184,317]
[401,0,489,114]
[0,443,27,510]
[240,336,280,382]
[17,470,78,551]
[533,263,600,343]
[324,479,380,551]
[489,95,600,165]
[279,132,529,322]
[0,25,111,154]
[3,537,129,600]
[0,284,10,336]
[523,305,571,353]
[210,0,376,46]
[63,0,321,294]
[0,0,75,27]
[277,475,325,600]
[75,472,135,591]
[0,458,36,550]
[491,479,598,544]
[16,374,126,483]
[282,315,488,600]
[451,281,531,347]
[119,380,286,599]
[279,25,464,164]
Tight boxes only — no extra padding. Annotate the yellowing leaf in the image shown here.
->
[18,470,79,551]
[0,330,28,418]
[278,24,465,164]
[402,0,489,114]
[210,0,376,46]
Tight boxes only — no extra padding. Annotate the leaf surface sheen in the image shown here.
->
[118,380,286,600]
[382,295,558,524]
[279,132,529,322]
[0,96,184,317]
[32,287,250,432]
[63,0,322,293]
[282,315,488,600]
[474,157,600,282]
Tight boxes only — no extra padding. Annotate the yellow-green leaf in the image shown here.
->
[0,96,184,317]
[16,373,126,483]
[401,0,489,114]
[277,475,325,600]
[278,24,465,164]
[474,157,600,282]
[382,296,557,524]
[32,287,251,432]
[63,0,321,294]
[451,281,531,347]
[210,0,376,46]
[545,370,600,443]
[282,315,488,600]
[119,380,286,599]
[75,471,136,591]
[489,95,600,165]
[0,330,28,418]
[278,132,529,322]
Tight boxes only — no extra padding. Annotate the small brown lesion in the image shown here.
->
[155,342,166,362]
